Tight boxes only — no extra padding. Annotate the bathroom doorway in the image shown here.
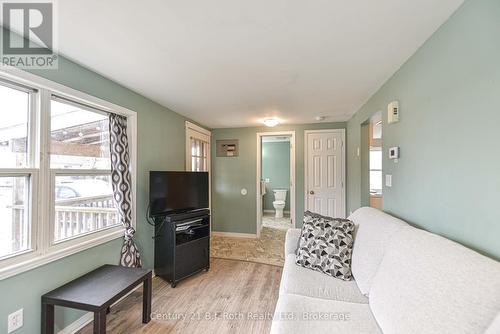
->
[256,131,296,238]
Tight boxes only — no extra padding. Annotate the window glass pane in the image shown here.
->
[369,149,382,170]
[191,138,197,157]
[191,157,196,172]
[0,84,30,168]
[202,142,208,158]
[370,171,382,192]
[54,175,118,242]
[196,140,201,156]
[50,99,111,169]
[0,176,30,258]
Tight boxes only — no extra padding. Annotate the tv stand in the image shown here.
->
[154,209,210,288]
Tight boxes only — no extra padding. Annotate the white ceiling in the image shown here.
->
[56,0,463,128]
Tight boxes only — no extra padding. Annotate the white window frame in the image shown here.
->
[0,67,137,280]
[185,121,211,172]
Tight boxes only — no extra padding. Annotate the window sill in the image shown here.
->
[0,227,124,281]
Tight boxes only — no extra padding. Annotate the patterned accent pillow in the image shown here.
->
[295,211,355,280]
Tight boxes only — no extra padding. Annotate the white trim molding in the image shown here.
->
[211,231,257,239]
[0,67,137,280]
[304,129,346,218]
[256,131,296,236]
[57,313,93,334]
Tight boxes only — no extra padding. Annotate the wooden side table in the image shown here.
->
[41,264,152,334]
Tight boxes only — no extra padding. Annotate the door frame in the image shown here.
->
[185,121,212,217]
[304,129,346,218]
[256,131,296,238]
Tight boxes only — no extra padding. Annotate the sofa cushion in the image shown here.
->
[296,212,355,280]
[280,254,368,304]
[271,294,382,334]
[486,312,500,334]
[284,228,301,256]
[369,226,500,334]
[348,207,408,295]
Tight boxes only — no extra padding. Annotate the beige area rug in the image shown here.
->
[211,226,287,267]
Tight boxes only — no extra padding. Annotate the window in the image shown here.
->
[50,98,111,170]
[190,138,209,172]
[50,99,120,243]
[185,121,211,172]
[369,148,382,192]
[0,176,30,258]
[0,81,35,260]
[50,97,119,242]
[0,70,136,279]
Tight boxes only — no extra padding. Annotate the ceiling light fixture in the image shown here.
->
[263,118,279,127]
[315,116,326,121]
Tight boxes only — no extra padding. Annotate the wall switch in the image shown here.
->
[385,175,392,187]
[8,309,23,333]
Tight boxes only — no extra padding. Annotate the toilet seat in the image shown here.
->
[273,200,285,205]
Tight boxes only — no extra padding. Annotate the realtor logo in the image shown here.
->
[1,0,58,68]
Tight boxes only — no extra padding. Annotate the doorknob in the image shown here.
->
[309,190,315,195]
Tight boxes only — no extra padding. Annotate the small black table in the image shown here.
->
[41,264,152,334]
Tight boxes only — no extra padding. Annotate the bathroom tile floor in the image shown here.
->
[210,214,293,267]
[262,213,293,230]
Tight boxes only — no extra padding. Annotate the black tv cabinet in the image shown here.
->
[154,209,210,288]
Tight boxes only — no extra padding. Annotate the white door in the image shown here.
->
[305,130,345,218]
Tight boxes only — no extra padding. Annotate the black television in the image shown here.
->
[149,171,209,216]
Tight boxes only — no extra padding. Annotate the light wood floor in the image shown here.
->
[211,227,287,267]
[77,258,282,334]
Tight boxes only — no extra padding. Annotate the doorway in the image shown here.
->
[256,131,296,238]
[364,113,383,209]
[304,129,346,218]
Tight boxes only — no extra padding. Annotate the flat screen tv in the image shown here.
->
[149,171,209,216]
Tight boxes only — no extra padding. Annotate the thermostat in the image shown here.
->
[389,146,400,159]
[388,101,399,124]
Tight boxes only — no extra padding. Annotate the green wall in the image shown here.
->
[211,122,346,234]
[347,0,500,260]
[0,31,189,333]
[262,141,291,211]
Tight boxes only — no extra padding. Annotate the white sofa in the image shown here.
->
[271,207,500,334]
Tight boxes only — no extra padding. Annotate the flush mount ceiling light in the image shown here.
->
[263,118,279,127]
[315,116,326,121]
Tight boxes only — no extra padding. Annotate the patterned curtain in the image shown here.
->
[109,114,142,267]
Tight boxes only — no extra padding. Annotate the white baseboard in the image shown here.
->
[211,231,257,238]
[57,312,93,334]
[263,209,290,214]
[57,272,155,334]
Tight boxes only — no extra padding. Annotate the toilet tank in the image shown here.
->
[273,189,287,201]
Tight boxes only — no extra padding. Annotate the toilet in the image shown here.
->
[272,189,287,218]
